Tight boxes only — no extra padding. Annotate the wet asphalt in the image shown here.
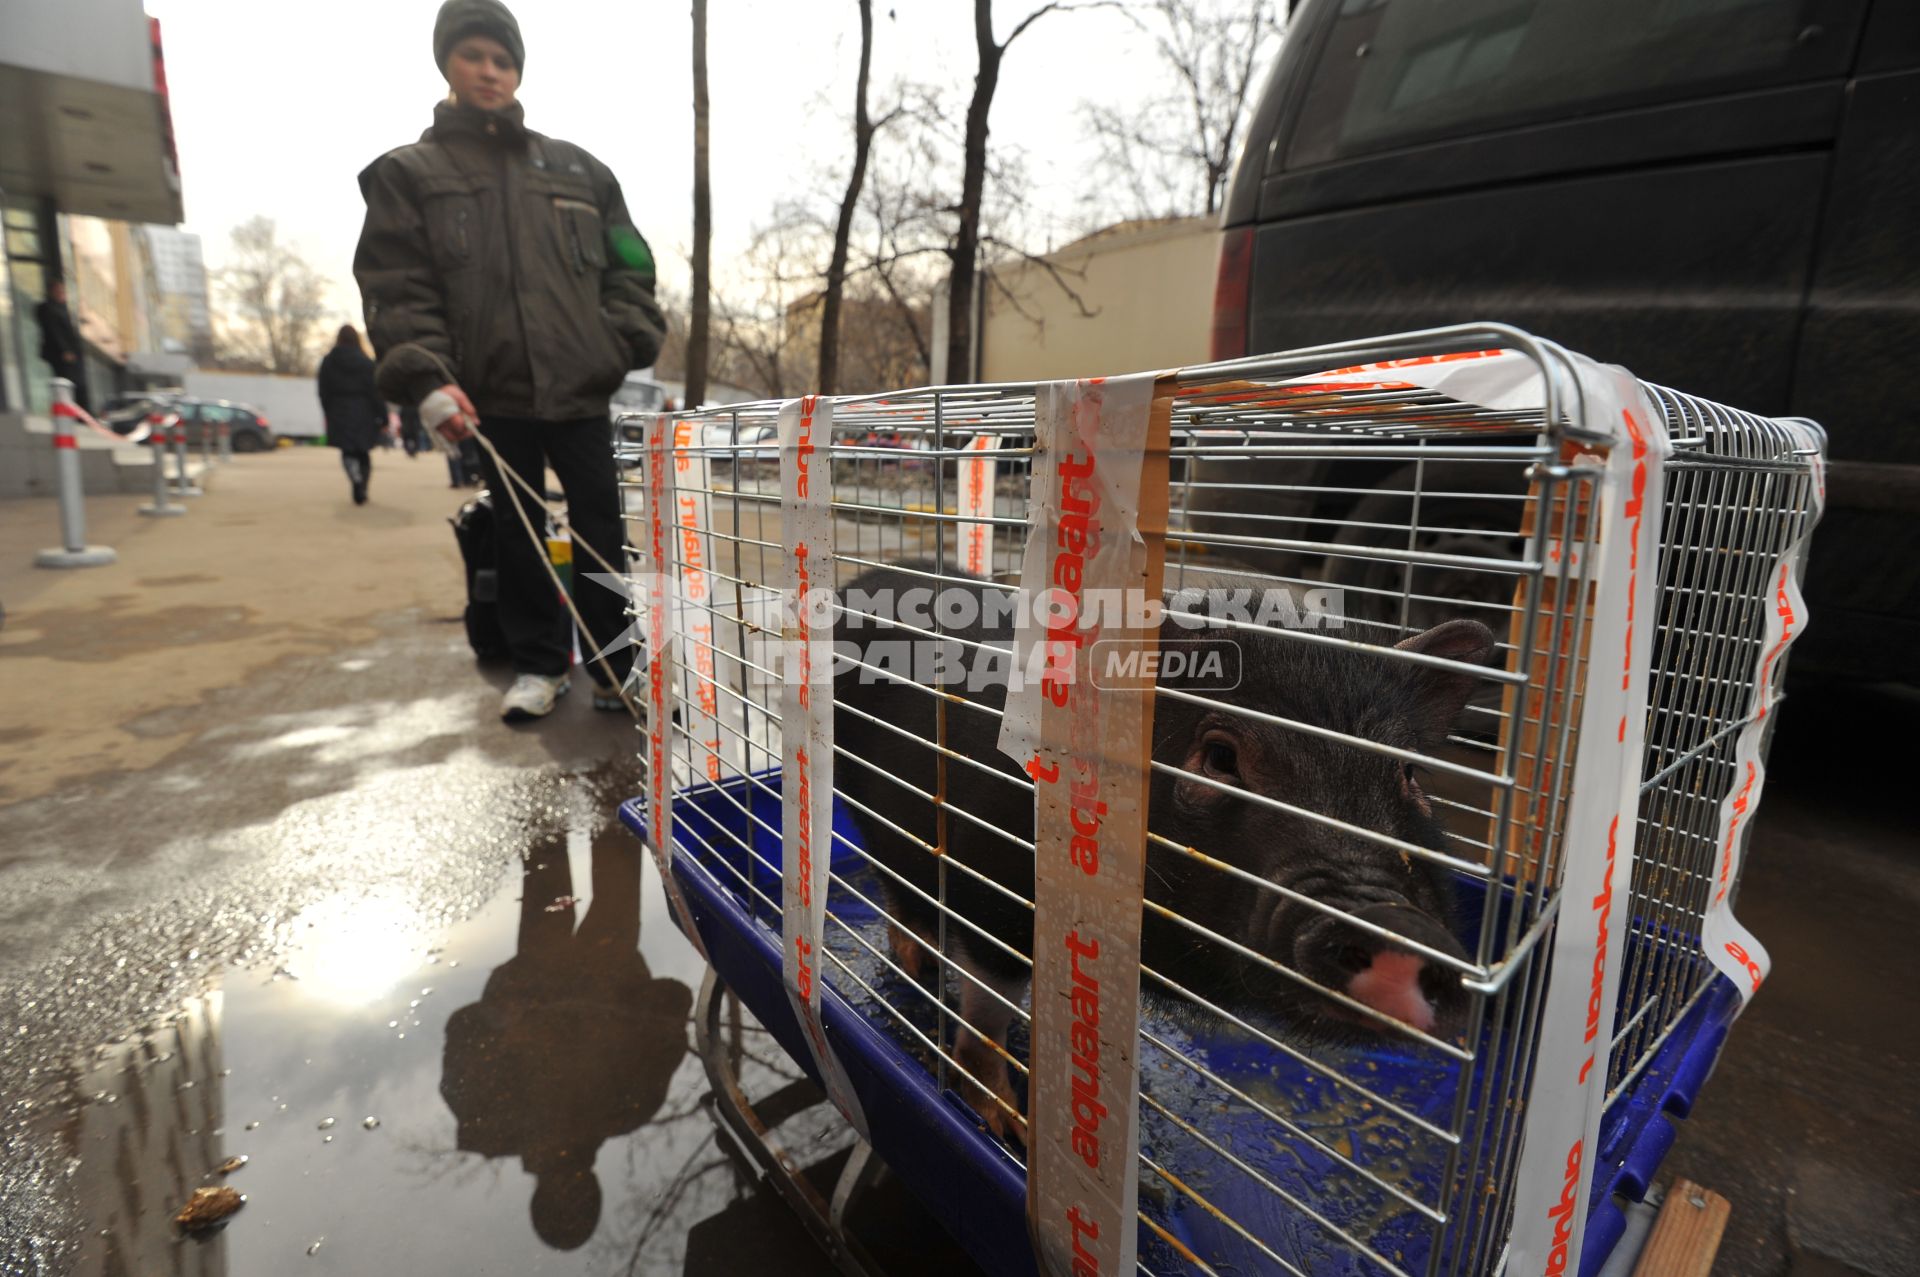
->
[0,450,1914,1276]
[0,453,874,1276]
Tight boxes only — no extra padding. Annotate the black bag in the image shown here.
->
[451,490,575,661]
[451,492,509,659]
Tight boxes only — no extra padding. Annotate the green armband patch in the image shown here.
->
[609,226,655,279]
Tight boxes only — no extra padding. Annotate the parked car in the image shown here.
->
[1207,0,1919,683]
[105,395,275,453]
[611,373,669,465]
[701,420,780,464]
[611,373,668,419]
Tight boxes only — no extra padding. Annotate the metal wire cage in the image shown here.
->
[615,324,1824,1277]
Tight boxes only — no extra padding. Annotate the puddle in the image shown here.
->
[44,806,830,1276]
[2,618,988,1277]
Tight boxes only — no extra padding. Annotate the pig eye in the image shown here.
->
[1200,734,1240,781]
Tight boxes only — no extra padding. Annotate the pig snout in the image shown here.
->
[1291,900,1467,1036]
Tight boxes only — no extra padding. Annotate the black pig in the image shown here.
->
[830,561,1495,1142]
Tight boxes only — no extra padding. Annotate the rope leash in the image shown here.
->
[467,428,647,723]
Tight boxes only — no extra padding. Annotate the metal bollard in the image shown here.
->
[170,418,203,497]
[200,417,212,467]
[140,411,186,517]
[218,419,232,462]
[34,379,118,568]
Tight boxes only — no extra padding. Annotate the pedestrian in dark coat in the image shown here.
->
[35,280,90,413]
[352,0,666,722]
[399,403,432,457]
[318,325,386,505]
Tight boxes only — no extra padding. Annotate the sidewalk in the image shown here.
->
[0,448,470,803]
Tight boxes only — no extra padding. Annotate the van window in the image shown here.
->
[612,380,666,412]
[1284,0,1863,170]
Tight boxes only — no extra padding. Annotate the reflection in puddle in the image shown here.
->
[65,995,230,1277]
[275,890,436,1009]
[53,798,827,1276]
[439,831,691,1252]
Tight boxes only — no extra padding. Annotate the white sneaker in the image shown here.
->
[500,673,571,722]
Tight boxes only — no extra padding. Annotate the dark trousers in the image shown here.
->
[48,356,89,413]
[340,448,371,497]
[476,415,633,687]
[447,437,480,487]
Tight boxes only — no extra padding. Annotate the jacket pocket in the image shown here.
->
[553,197,606,275]
[594,310,630,390]
[427,193,478,270]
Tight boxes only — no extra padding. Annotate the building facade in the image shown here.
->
[1,0,187,420]
[139,224,214,363]
[974,216,1220,384]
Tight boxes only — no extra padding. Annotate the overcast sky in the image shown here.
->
[144,0,1200,320]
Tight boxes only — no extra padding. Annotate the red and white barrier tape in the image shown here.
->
[50,399,129,445]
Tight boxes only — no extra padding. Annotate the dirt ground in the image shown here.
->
[0,446,470,805]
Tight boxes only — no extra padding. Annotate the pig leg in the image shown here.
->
[886,916,935,985]
[953,967,1028,1147]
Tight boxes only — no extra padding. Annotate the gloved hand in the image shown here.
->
[421,384,478,456]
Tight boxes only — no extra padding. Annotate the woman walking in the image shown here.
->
[353,0,664,722]
[317,325,386,505]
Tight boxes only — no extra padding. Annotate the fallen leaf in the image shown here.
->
[175,1186,244,1232]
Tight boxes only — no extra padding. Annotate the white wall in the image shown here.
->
[979,217,1219,384]
[184,370,325,438]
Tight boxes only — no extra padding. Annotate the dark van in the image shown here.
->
[1209,0,1918,682]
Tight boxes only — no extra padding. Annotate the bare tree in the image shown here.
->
[857,158,948,380]
[213,216,328,374]
[946,1,1113,385]
[708,220,817,399]
[1083,0,1282,221]
[687,0,713,408]
[826,82,951,386]
[648,283,693,386]
[817,0,878,396]
[720,89,947,396]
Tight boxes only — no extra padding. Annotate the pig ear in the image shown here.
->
[1393,619,1498,744]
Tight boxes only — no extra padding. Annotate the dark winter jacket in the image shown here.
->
[35,298,82,369]
[318,344,387,452]
[352,99,665,423]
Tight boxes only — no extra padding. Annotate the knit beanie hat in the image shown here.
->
[434,0,524,75]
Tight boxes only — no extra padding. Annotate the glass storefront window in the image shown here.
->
[0,250,20,415]
[6,201,60,416]
[9,258,53,416]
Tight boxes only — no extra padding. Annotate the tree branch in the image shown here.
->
[981,233,1100,319]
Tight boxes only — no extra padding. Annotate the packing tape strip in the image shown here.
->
[643,413,710,961]
[1699,418,1825,1004]
[1506,361,1670,1277]
[668,418,730,784]
[958,433,999,579]
[1000,372,1168,1277]
[778,394,870,1139]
